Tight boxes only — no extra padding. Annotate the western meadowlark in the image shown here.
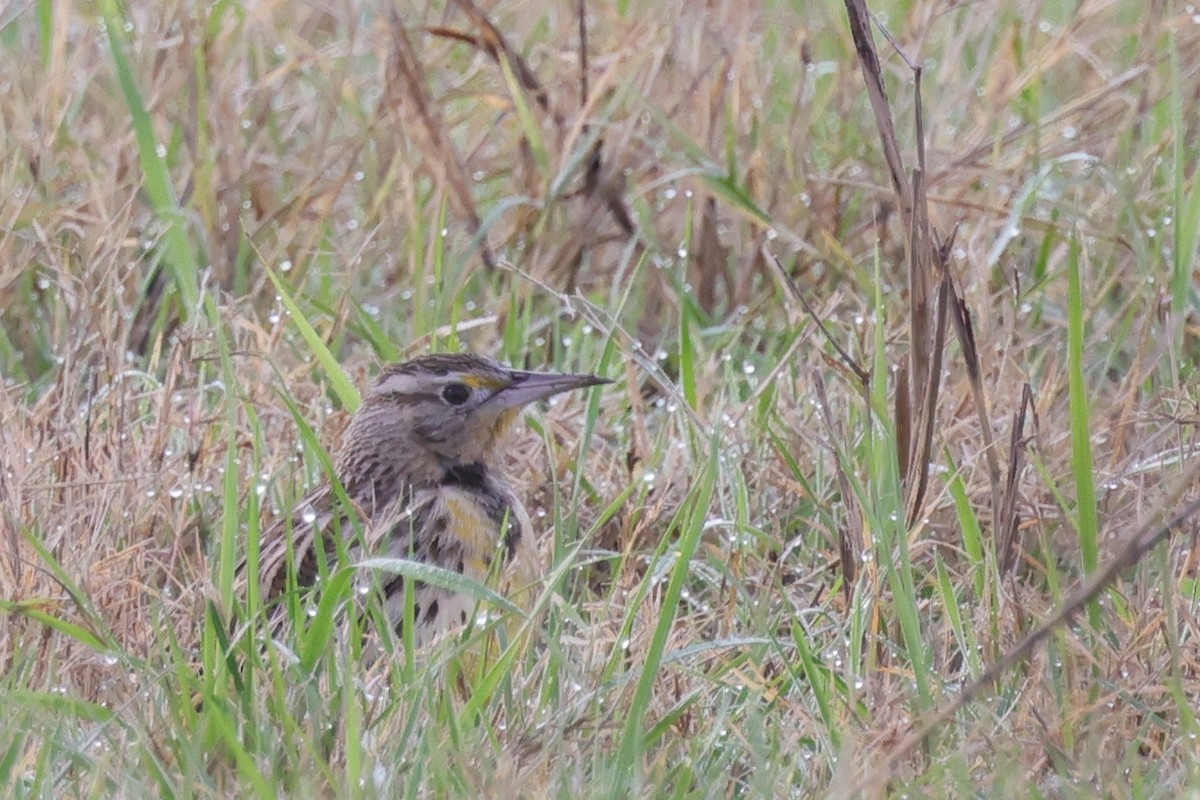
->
[244,352,608,646]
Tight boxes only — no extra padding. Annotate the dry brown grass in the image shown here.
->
[3,0,1200,796]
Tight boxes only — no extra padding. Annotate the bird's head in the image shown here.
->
[345,353,609,475]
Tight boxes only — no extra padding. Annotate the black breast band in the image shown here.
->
[441,462,489,490]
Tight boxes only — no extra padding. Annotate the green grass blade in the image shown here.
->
[356,557,525,618]
[499,58,548,175]
[263,261,361,413]
[1169,32,1200,330]
[945,450,985,598]
[0,602,107,651]
[97,0,200,315]
[1066,232,1099,578]
[612,450,717,792]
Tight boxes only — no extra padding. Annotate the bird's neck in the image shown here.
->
[333,403,512,501]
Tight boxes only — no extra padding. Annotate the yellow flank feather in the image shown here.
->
[441,488,499,576]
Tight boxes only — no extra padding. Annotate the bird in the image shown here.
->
[242,352,609,646]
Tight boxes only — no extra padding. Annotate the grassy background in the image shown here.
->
[3,0,1200,796]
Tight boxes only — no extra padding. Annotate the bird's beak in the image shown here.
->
[490,368,611,410]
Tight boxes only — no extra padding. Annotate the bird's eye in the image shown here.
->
[440,382,472,406]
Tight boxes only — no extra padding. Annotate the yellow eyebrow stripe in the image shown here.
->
[461,375,507,390]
